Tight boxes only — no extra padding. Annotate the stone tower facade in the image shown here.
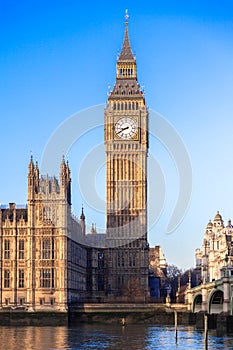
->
[104,15,149,300]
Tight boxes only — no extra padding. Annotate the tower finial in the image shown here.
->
[125,9,129,23]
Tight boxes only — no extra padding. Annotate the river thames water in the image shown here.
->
[0,324,232,350]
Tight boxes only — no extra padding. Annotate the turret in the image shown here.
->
[66,161,71,205]
[91,223,97,234]
[206,219,213,232]
[80,205,86,235]
[226,219,232,229]
[59,156,71,205]
[34,161,40,193]
[27,155,36,226]
[60,155,66,186]
[28,155,35,200]
[213,211,224,228]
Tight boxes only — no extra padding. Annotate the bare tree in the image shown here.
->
[166,264,183,302]
[167,264,183,279]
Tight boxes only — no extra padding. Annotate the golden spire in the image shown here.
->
[118,9,134,61]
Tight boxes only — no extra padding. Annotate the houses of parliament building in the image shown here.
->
[0,15,160,311]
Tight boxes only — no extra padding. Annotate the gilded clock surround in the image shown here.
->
[114,116,139,140]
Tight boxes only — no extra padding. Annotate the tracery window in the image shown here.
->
[41,238,51,259]
[43,206,51,220]
[4,240,10,259]
[19,269,24,288]
[4,270,10,288]
[19,240,24,259]
[40,268,54,288]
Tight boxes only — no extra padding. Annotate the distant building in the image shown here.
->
[195,211,233,283]
[149,246,167,299]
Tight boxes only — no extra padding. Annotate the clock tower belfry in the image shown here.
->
[104,12,149,301]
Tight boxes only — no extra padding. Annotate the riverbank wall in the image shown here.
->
[0,303,232,333]
[0,304,191,326]
[69,303,194,326]
[0,304,188,326]
[0,311,68,326]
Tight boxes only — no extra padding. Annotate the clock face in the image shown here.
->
[114,117,137,139]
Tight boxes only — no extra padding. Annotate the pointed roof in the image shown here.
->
[28,154,34,172]
[34,160,39,177]
[226,219,232,228]
[214,211,223,222]
[118,10,135,61]
[80,205,85,220]
[206,220,213,230]
[60,154,66,171]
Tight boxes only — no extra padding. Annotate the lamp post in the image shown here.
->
[231,276,233,316]
[203,260,207,284]
[224,253,233,315]
[225,252,233,316]
[225,253,229,277]
[202,240,208,283]
[188,270,191,289]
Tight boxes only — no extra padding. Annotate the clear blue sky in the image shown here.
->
[1,1,233,269]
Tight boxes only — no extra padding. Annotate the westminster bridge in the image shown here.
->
[186,275,233,314]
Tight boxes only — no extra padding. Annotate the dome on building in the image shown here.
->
[213,211,224,228]
[206,220,213,229]
[214,211,222,222]
[226,219,232,228]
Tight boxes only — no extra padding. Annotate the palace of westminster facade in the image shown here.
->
[2,14,231,311]
[0,16,168,311]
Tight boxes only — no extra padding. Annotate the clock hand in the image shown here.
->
[116,126,129,135]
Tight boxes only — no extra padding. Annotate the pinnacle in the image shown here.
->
[118,22,135,61]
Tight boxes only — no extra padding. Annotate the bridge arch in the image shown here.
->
[193,294,202,313]
[208,289,223,314]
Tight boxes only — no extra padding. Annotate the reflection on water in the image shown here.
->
[0,325,232,350]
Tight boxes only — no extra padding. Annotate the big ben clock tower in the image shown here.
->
[104,11,149,300]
